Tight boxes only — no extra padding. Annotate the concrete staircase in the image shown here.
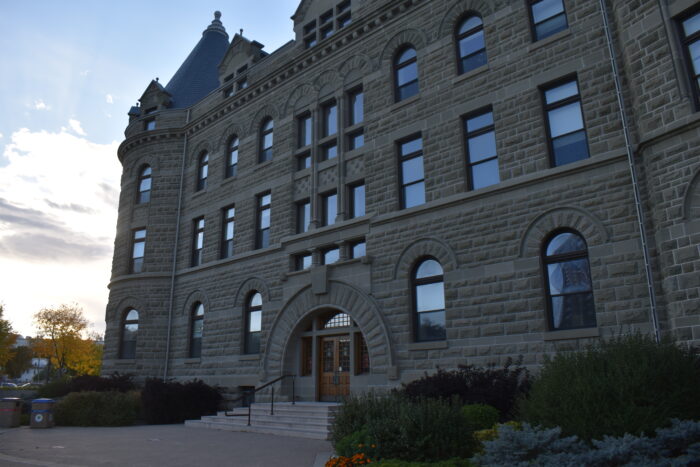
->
[185,402,340,440]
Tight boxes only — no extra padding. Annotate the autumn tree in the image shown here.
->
[0,304,17,370]
[5,345,33,379]
[33,304,101,376]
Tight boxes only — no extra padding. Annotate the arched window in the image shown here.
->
[394,46,419,102]
[190,303,204,358]
[245,292,262,354]
[456,16,486,74]
[542,230,596,330]
[259,119,274,163]
[226,136,239,178]
[323,312,352,329]
[120,309,139,359]
[413,258,446,341]
[137,166,152,204]
[197,152,209,191]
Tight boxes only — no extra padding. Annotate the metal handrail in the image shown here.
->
[224,374,296,425]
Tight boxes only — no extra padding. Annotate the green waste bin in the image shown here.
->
[31,398,55,428]
[0,398,22,427]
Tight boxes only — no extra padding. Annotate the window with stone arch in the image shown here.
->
[120,309,139,359]
[456,14,487,74]
[412,257,446,342]
[226,135,239,178]
[259,118,274,163]
[394,45,419,102]
[137,165,152,204]
[542,229,596,331]
[189,302,204,358]
[197,151,209,191]
[245,292,262,354]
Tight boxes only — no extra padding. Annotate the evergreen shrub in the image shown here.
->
[54,391,140,426]
[70,373,136,393]
[36,377,72,398]
[140,378,222,424]
[519,334,700,440]
[461,404,500,431]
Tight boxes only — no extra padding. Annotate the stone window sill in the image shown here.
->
[543,327,600,341]
[408,340,448,351]
[239,354,260,361]
[452,64,489,86]
[528,28,571,53]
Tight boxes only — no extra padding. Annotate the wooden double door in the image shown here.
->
[319,335,351,401]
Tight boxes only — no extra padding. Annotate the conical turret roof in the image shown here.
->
[165,11,230,109]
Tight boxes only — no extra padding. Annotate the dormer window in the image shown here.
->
[337,0,351,29]
[223,86,234,98]
[237,65,248,74]
[237,78,248,90]
[144,118,156,131]
[304,21,317,48]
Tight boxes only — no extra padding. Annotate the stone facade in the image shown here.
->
[103,0,700,400]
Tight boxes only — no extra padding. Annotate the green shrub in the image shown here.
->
[54,391,140,426]
[141,378,222,424]
[36,377,72,398]
[331,393,475,462]
[70,373,135,393]
[401,358,529,420]
[519,333,700,441]
[461,404,499,431]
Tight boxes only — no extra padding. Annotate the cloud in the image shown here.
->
[79,70,90,76]
[68,119,86,136]
[105,94,114,104]
[33,99,50,111]
[0,133,3,139]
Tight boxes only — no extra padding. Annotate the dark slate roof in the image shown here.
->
[165,12,230,109]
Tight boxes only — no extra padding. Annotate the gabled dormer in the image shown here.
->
[218,34,267,87]
[138,79,172,115]
[292,0,361,49]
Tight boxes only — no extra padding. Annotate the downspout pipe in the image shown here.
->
[164,109,191,379]
[599,0,661,343]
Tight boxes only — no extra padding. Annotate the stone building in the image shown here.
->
[103,0,700,401]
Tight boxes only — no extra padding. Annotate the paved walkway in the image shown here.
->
[0,425,333,467]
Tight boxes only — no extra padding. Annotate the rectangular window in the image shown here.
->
[337,0,352,28]
[144,118,156,131]
[221,206,235,259]
[237,78,248,90]
[296,200,311,233]
[348,130,364,150]
[680,9,700,108]
[398,136,425,209]
[529,0,568,41]
[348,182,365,218]
[298,114,313,148]
[542,78,589,167]
[297,152,312,170]
[223,86,234,98]
[321,191,337,226]
[192,217,205,266]
[349,89,364,125]
[131,229,146,273]
[295,253,312,271]
[256,192,272,249]
[464,108,499,190]
[349,240,366,259]
[322,101,337,137]
[322,247,339,265]
[320,142,338,161]
[304,21,317,48]
[320,24,333,39]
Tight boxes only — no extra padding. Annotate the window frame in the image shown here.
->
[259,118,274,163]
[455,15,487,75]
[296,199,311,234]
[131,228,146,273]
[226,136,239,178]
[394,46,419,102]
[348,182,365,218]
[678,7,700,110]
[197,152,209,191]
[528,0,569,42]
[321,246,340,265]
[463,106,499,190]
[297,113,313,148]
[321,191,338,226]
[189,302,204,358]
[192,217,205,267]
[541,76,590,167]
[137,165,152,204]
[221,206,235,259]
[256,192,272,249]
[412,257,447,342]
[244,292,262,354]
[397,134,425,209]
[119,309,139,359]
[541,229,596,331]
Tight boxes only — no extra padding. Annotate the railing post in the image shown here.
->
[292,375,296,405]
[271,386,275,415]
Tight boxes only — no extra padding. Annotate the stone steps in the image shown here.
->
[185,402,340,440]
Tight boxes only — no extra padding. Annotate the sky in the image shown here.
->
[0,0,300,337]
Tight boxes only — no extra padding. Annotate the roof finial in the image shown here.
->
[240,29,244,36]
[215,11,221,20]
[204,10,228,38]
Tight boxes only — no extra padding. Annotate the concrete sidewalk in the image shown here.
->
[0,425,333,467]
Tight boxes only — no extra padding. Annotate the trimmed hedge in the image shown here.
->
[54,391,140,426]
[141,378,222,424]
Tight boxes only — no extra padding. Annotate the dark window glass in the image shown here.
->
[298,114,313,148]
[348,131,364,150]
[337,13,352,29]
[323,102,338,137]
[464,108,499,190]
[237,78,248,90]
[192,217,205,266]
[543,231,596,331]
[222,206,235,259]
[260,119,274,162]
[137,166,152,204]
[399,136,425,209]
[395,47,419,101]
[245,292,262,354]
[295,253,312,271]
[297,153,312,170]
[413,259,446,342]
[227,137,239,178]
[224,86,234,98]
[320,24,333,39]
[297,200,311,233]
[530,0,568,41]
[349,90,364,125]
[350,240,366,259]
[197,152,208,191]
[131,229,146,273]
[190,303,204,358]
[145,118,156,131]
[543,79,589,167]
[256,193,271,249]
[680,10,700,107]
[457,16,487,74]
[120,309,138,359]
[322,247,339,265]
[349,183,365,218]
[322,192,337,226]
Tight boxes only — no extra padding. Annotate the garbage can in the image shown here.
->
[0,398,22,427]
[30,398,55,428]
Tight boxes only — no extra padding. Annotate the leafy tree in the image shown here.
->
[0,304,17,370]
[33,304,100,376]
[5,345,33,379]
